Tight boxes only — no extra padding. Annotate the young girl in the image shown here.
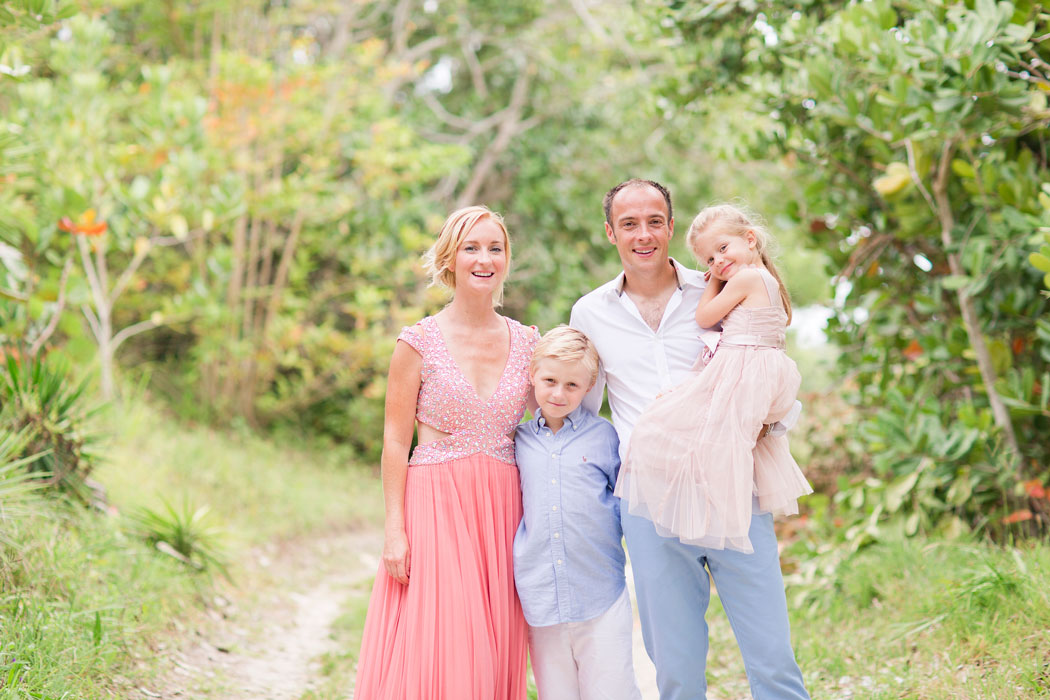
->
[616,203,812,553]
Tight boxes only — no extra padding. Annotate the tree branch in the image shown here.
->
[460,31,489,98]
[80,303,102,343]
[391,0,413,55]
[904,138,938,215]
[108,245,150,308]
[110,318,161,353]
[931,139,1021,468]
[568,0,612,43]
[76,235,108,315]
[263,210,306,335]
[28,258,73,357]
[455,63,533,207]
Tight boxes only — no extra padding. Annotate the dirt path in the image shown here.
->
[152,528,677,700]
[155,528,383,700]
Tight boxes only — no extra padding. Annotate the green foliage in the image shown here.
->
[0,427,45,534]
[655,0,1050,537]
[0,353,101,501]
[4,0,780,460]
[128,498,229,578]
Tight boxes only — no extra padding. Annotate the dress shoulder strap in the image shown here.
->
[505,317,540,346]
[758,267,783,311]
[397,318,427,355]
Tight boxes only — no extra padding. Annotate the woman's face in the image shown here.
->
[452,218,508,298]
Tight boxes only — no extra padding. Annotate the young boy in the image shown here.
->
[513,325,642,700]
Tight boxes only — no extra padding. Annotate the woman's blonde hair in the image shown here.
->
[530,325,600,386]
[422,205,511,307]
[686,203,792,323]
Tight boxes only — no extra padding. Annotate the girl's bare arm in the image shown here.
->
[695,268,764,328]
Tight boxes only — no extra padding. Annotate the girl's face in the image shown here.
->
[693,229,759,281]
[452,218,508,298]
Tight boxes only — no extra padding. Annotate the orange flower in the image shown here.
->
[1023,480,1047,500]
[1002,509,1033,524]
[58,209,108,236]
[902,338,923,361]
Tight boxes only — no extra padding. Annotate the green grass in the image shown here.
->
[0,398,384,699]
[704,537,1050,699]
[0,501,199,699]
[96,401,384,544]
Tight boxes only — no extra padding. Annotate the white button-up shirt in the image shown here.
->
[570,258,708,463]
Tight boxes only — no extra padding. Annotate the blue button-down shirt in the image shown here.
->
[512,404,626,627]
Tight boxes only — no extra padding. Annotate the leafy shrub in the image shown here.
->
[0,353,102,503]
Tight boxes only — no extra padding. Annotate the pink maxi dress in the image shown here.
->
[354,315,537,700]
[617,266,812,554]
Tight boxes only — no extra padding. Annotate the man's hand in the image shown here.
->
[760,400,803,439]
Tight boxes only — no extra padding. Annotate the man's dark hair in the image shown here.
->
[602,179,673,227]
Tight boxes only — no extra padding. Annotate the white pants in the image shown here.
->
[527,587,643,700]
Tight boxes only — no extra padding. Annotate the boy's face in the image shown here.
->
[530,358,594,424]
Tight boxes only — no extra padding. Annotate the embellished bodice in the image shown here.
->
[719,267,788,349]
[397,315,538,466]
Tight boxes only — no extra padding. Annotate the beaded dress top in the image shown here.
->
[397,315,538,466]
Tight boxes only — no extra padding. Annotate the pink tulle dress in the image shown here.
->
[354,315,537,700]
[616,266,812,554]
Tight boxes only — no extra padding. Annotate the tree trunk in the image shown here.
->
[931,142,1021,470]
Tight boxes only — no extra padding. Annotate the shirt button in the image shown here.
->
[557,559,563,565]
[551,478,557,484]
[546,431,552,436]
[550,452,557,458]
[551,505,557,511]
[554,532,560,539]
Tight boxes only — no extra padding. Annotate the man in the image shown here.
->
[570,179,809,700]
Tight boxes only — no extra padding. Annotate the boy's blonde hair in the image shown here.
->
[686,203,792,323]
[530,325,600,386]
[422,205,511,307]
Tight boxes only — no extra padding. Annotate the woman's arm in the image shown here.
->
[695,268,764,328]
[380,340,422,585]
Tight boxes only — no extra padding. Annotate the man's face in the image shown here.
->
[604,185,674,278]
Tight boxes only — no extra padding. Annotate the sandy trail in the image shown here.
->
[150,528,721,700]
[155,529,382,700]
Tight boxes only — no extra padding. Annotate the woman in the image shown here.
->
[354,206,536,699]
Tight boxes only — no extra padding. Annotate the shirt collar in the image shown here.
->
[533,404,589,433]
[608,258,704,297]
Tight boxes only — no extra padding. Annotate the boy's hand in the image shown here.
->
[382,529,411,584]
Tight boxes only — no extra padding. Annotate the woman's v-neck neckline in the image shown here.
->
[429,315,513,404]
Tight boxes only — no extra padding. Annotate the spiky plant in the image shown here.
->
[128,498,230,579]
[0,352,102,503]
[0,428,46,530]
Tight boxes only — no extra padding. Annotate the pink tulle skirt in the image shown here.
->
[617,344,812,554]
[354,454,527,699]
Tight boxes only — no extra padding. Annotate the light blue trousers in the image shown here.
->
[622,509,810,700]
